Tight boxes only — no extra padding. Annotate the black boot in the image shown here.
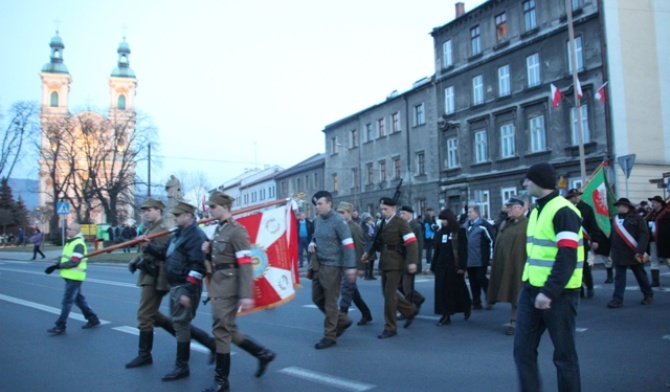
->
[604,268,614,284]
[191,325,217,364]
[125,330,154,368]
[237,337,276,378]
[162,342,190,381]
[651,270,660,287]
[202,353,230,392]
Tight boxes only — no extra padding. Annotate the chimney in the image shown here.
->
[455,2,465,17]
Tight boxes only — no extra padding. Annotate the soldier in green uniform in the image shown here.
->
[126,198,216,369]
[362,197,420,339]
[202,191,275,392]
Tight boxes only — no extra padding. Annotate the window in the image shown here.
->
[350,129,358,148]
[572,0,581,11]
[379,161,386,182]
[529,115,546,152]
[500,123,516,158]
[393,158,401,179]
[470,25,481,55]
[331,137,338,154]
[367,163,374,185]
[280,180,287,195]
[523,0,537,31]
[296,177,302,191]
[498,65,511,96]
[252,191,257,202]
[314,172,319,188]
[269,185,275,198]
[445,86,455,114]
[332,173,339,192]
[50,91,59,107]
[501,187,517,203]
[117,95,126,110]
[474,189,491,219]
[495,13,508,42]
[474,130,488,163]
[416,151,425,176]
[365,123,373,142]
[378,118,386,137]
[571,105,590,145]
[447,137,459,168]
[414,103,425,126]
[443,39,453,67]
[392,112,400,133]
[305,175,310,189]
[567,36,584,73]
[526,53,540,87]
[472,75,484,105]
[352,168,359,191]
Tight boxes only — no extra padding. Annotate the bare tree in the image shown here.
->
[177,170,211,217]
[0,101,40,179]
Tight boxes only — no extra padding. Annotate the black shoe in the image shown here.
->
[255,350,275,378]
[464,308,471,321]
[604,277,613,284]
[357,315,372,326]
[162,367,190,381]
[641,297,653,305]
[47,326,65,335]
[472,304,483,310]
[82,320,101,329]
[607,300,623,308]
[403,309,419,329]
[587,288,594,299]
[377,330,397,339]
[416,297,426,310]
[314,338,336,349]
[126,354,153,368]
[436,315,451,326]
[336,319,352,337]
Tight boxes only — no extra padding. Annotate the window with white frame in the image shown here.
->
[474,189,491,219]
[472,75,484,105]
[447,137,459,168]
[495,13,508,42]
[501,187,517,203]
[393,158,401,179]
[572,0,581,11]
[379,161,386,182]
[443,39,453,68]
[367,163,374,185]
[392,112,400,133]
[378,118,386,137]
[445,86,455,114]
[365,123,373,142]
[526,53,540,87]
[571,105,590,145]
[414,103,425,126]
[571,179,583,190]
[350,129,358,148]
[529,115,546,152]
[498,64,511,96]
[567,36,583,73]
[474,130,488,163]
[523,0,537,31]
[416,151,425,176]
[331,137,338,154]
[471,25,481,55]
[500,123,515,158]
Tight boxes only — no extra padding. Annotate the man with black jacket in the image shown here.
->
[565,188,599,298]
[143,201,208,382]
[465,205,494,310]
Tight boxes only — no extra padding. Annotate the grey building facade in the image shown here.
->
[274,153,325,219]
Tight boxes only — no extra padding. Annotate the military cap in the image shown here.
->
[140,197,166,210]
[312,190,332,205]
[565,188,583,198]
[171,200,197,215]
[337,201,354,213]
[505,196,525,207]
[208,191,235,208]
[400,205,414,213]
[379,197,396,206]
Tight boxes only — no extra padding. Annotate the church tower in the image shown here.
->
[108,37,137,118]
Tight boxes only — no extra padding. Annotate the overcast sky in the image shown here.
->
[0,0,486,190]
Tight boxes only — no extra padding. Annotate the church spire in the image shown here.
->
[110,36,135,78]
[41,30,69,74]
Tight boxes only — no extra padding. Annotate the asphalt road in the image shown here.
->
[1,254,669,392]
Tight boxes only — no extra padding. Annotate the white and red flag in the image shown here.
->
[551,84,562,108]
[595,82,608,103]
[575,78,583,101]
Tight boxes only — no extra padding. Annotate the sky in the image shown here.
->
[0,0,486,192]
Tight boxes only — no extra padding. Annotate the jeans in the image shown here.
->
[514,285,581,392]
[298,237,310,266]
[424,241,434,265]
[55,279,98,328]
[612,264,654,303]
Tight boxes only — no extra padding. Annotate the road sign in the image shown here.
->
[617,154,636,179]
[56,202,70,215]
[663,172,670,179]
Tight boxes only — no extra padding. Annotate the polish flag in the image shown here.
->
[595,82,608,103]
[551,84,562,108]
[575,78,583,101]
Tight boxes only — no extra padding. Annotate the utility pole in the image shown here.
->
[567,0,587,184]
[147,143,151,197]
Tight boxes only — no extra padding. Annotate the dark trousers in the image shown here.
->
[612,264,654,303]
[467,266,489,306]
[365,255,376,278]
[32,245,45,259]
[581,263,593,290]
[339,274,371,317]
[298,237,310,267]
[399,272,425,307]
[169,285,201,343]
[312,265,350,341]
[424,241,434,265]
[514,286,581,392]
[55,278,99,328]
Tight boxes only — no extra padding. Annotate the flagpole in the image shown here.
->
[580,161,605,190]
[567,0,587,184]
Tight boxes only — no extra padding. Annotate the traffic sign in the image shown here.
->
[617,154,636,179]
[56,202,70,215]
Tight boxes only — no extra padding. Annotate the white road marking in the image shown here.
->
[112,326,215,354]
[661,335,670,340]
[414,279,431,283]
[278,366,376,392]
[0,294,110,325]
[303,304,319,309]
[0,266,138,288]
[576,328,588,333]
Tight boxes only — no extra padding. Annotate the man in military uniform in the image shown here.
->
[362,198,419,339]
[143,201,207,382]
[126,198,215,369]
[398,205,426,311]
[201,191,276,392]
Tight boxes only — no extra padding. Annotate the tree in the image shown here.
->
[177,170,211,218]
[0,101,40,180]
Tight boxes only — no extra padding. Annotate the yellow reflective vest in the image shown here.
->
[59,236,88,281]
[523,196,584,288]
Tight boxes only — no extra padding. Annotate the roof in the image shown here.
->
[275,153,325,180]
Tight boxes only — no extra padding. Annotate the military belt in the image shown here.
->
[214,263,238,270]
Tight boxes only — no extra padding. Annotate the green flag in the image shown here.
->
[581,163,617,236]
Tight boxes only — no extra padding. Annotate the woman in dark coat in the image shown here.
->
[430,208,471,326]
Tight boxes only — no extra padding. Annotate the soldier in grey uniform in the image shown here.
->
[126,198,216,369]
[201,191,275,392]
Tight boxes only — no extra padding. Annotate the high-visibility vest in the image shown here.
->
[523,196,584,288]
[59,236,88,281]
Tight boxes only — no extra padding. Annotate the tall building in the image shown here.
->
[274,153,325,218]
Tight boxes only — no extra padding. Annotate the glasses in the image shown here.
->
[208,205,217,209]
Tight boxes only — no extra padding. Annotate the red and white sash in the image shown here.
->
[613,217,638,251]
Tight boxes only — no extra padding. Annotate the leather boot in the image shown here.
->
[237,337,276,378]
[162,342,190,381]
[125,330,154,368]
[651,269,660,287]
[604,268,613,284]
[202,353,230,392]
[191,325,217,364]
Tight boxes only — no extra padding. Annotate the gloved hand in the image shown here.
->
[44,264,59,275]
[128,261,138,274]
